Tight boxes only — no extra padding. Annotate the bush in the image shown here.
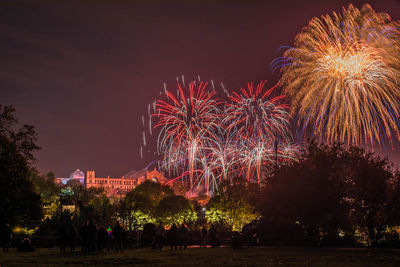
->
[256,219,305,246]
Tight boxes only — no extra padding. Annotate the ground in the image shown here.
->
[1,247,400,266]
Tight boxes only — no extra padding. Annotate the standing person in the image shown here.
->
[113,221,124,253]
[132,228,139,248]
[209,224,219,247]
[168,223,179,250]
[80,220,89,252]
[97,226,108,252]
[58,221,67,252]
[154,221,165,250]
[200,226,208,248]
[179,224,188,250]
[87,220,97,252]
[1,223,12,252]
[68,223,78,253]
[106,225,113,252]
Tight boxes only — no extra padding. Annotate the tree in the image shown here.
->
[69,183,104,205]
[117,190,155,230]
[31,171,61,219]
[63,183,112,227]
[263,142,351,245]
[0,105,42,227]
[0,105,40,161]
[261,141,400,247]
[117,180,175,229]
[206,178,260,231]
[32,171,60,203]
[342,148,400,246]
[66,178,83,189]
[156,195,197,226]
[132,180,174,205]
[89,193,114,227]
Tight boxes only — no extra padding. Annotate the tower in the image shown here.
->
[86,170,96,187]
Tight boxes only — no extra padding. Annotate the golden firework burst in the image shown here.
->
[276,4,400,146]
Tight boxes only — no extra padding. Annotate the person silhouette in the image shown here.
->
[168,223,179,250]
[154,221,165,250]
[113,221,124,253]
[179,223,188,249]
[1,223,12,252]
[200,226,208,248]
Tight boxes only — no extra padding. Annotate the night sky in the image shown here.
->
[1,0,400,177]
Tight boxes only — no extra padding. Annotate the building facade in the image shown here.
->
[56,168,168,196]
[56,169,85,185]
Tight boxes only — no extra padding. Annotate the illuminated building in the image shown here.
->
[56,167,168,196]
[56,169,85,185]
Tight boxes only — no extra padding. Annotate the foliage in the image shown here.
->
[88,193,114,227]
[69,184,105,205]
[31,171,61,219]
[0,104,43,227]
[205,178,260,231]
[13,226,37,237]
[132,180,175,205]
[60,186,74,196]
[32,171,60,203]
[0,105,40,161]
[261,141,400,246]
[341,148,400,246]
[116,181,176,229]
[65,185,116,228]
[117,190,156,230]
[156,195,198,226]
[66,178,83,188]
[263,142,351,245]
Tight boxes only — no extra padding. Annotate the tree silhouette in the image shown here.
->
[0,105,42,227]
[261,141,400,247]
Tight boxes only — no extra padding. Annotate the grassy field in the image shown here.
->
[1,246,400,266]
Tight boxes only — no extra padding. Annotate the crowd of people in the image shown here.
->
[1,220,222,253]
[58,220,125,253]
[152,222,220,250]
[153,222,189,250]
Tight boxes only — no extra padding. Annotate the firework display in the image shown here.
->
[224,81,291,183]
[152,80,222,190]
[144,4,400,195]
[224,81,290,142]
[150,80,296,194]
[275,4,400,146]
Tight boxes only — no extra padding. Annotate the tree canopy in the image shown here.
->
[206,178,260,231]
[0,105,42,227]
[261,141,400,246]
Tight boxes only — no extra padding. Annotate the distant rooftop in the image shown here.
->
[70,169,85,179]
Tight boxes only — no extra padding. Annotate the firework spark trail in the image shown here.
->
[223,81,291,184]
[150,78,299,193]
[278,142,301,164]
[224,81,290,143]
[205,131,240,184]
[274,4,400,147]
[153,80,222,189]
[236,138,300,183]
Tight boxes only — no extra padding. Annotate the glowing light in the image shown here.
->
[152,79,298,193]
[153,80,222,190]
[224,81,291,184]
[274,4,400,146]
